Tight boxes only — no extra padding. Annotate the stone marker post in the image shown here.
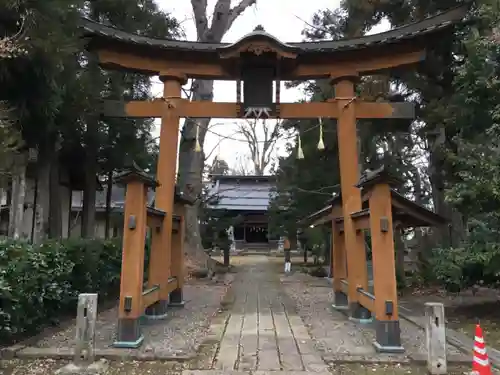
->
[425,302,447,375]
[75,293,98,364]
[56,293,108,375]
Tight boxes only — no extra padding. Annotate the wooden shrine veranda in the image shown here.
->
[81,4,467,351]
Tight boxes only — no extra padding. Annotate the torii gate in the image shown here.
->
[81,4,466,350]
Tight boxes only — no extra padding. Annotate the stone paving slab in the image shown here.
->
[211,256,328,372]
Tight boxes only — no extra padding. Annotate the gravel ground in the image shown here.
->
[31,280,230,358]
[0,359,184,375]
[0,358,476,375]
[280,270,463,360]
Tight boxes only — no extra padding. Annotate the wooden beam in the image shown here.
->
[142,286,160,309]
[102,99,415,120]
[356,102,415,119]
[146,216,161,230]
[96,48,425,79]
[340,279,349,295]
[351,209,371,231]
[357,289,375,312]
[141,281,178,311]
[98,50,226,78]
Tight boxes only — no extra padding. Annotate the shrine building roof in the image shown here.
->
[81,5,467,59]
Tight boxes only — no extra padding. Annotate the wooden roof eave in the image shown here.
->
[80,4,468,76]
[298,189,447,229]
[80,5,467,54]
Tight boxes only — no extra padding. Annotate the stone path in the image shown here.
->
[212,256,328,372]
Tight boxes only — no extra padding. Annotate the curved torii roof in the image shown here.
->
[80,5,468,79]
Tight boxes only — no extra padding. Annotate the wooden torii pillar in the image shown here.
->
[330,75,414,323]
[357,168,404,352]
[147,70,187,314]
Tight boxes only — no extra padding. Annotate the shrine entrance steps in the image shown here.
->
[203,255,328,373]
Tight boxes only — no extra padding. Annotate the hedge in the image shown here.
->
[0,238,122,344]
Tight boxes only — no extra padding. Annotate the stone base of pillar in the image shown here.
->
[113,318,144,348]
[144,299,169,320]
[168,288,185,307]
[332,291,349,310]
[349,302,372,324]
[373,319,404,353]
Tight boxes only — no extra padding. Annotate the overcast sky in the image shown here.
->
[152,1,387,174]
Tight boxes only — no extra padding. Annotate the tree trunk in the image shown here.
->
[37,157,51,240]
[8,155,26,239]
[82,151,98,238]
[81,51,100,238]
[180,0,257,271]
[428,127,466,248]
[48,154,62,238]
[409,166,427,267]
[104,169,113,239]
[177,81,214,270]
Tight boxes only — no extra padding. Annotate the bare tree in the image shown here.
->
[177,0,257,270]
[236,118,281,175]
[230,154,253,176]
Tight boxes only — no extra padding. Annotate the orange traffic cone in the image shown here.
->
[473,324,492,375]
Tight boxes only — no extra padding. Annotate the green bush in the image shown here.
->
[420,214,500,292]
[0,238,122,343]
[427,244,500,293]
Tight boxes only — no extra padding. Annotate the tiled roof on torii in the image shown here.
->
[80,5,467,57]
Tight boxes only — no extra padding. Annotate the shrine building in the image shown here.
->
[206,174,278,251]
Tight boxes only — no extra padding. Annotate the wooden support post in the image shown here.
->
[334,78,370,322]
[425,302,447,374]
[115,180,147,348]
[332,221,348,309]
[147,71,186,317]
[368,182,403,352]
[169,203,186,306]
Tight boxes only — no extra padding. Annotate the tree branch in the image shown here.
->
[228,0,257,31]
[207,0,231,41]
[191,0,209,41]
[203,131,240,162]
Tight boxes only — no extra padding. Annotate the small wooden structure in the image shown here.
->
[299,166,447,351]
[112,164,193,348]
[81,4,466,350]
